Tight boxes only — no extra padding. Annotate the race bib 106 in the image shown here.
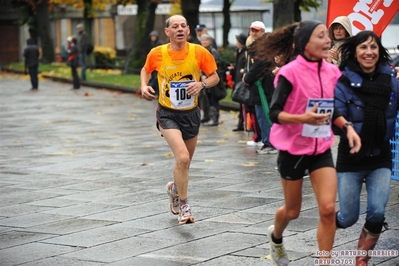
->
[169,80,195,109]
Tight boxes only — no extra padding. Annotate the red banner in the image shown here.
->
[327,0,399,36]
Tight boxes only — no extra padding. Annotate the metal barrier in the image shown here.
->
[390,112,399,181]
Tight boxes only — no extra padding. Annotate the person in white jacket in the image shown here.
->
[327,16,353,65]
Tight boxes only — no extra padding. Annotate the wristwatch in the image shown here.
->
[342,122,354,133]
[201,81,207,89]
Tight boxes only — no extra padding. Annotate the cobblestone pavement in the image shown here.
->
[0,72,398,266]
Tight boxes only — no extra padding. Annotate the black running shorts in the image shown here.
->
[156,106,201,140]
[277,149,335,180]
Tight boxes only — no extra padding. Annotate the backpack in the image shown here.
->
[86,43,94,55]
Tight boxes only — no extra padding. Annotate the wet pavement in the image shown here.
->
[0,72,398,266]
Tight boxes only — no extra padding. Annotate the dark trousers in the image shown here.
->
[79,53,86,80]
[207,93,220,109]
[28,67,38,89]
[199,89,209,120]
[71,65,80,89]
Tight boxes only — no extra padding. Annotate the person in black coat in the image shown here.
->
[148,31,163,97]
[200,34,224,126]
[23,38,40,90]
[228,33,248,131]
[67,36,80,89]
[195,24,217,49]
[243,31,277,154]
[76,24,87,81]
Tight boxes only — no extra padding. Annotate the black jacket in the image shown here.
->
[77,31,87,54]
[243,49,275,106]
[23,39,39,68]
[67,44,79,67]
[232,46,247,87]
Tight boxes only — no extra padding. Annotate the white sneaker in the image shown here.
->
[247,140,263,146]
[268,225,289,266]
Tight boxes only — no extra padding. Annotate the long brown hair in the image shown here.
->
[254,22,299,64]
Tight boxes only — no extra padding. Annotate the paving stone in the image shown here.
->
[194,254,274,265]
[40,222,150,248]
[0,230,56,249]
[20,218,116,235]
[0,204,54,217]
[41,202,126,217]
[20,257,105,266]
[0,213,74,228]
[82,200,167,222]
[107,256,190,266]
[59,236,175,263]
[140,232,265,264]
[138,219,245,242]
[27,198,85,208]
[0,242,81,266]
[0,191,64,208]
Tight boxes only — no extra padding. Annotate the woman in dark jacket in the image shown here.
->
[229,33,248,131]
[148,31,163,96]
[243,33,277,154]
[23,38,40,90]
[200,34,224,126]
[334,31,399,265]
[67,36,80,89]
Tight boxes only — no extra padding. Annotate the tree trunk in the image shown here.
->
[83,0,93,42]
[36,0,55,63]
[142,1,158,56]
[124,0,148,73]
[222,0,232,48]
[83,0,94,67]
[273,0,295,29]
[294,0,302,22]
[182,0,200,43]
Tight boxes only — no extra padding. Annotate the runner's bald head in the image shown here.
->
[165,15,187,28]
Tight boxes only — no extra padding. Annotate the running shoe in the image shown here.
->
[178,204,195,225]
[166,181,179,215]
[257,145,278,155]
[268,225,289,266]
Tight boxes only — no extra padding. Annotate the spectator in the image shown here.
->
[23,38,40,90]
[76,23,87,80]
[200,34,223,126]
[195,24,216,123]
[228,32,248,131]
[243,21,267,148]
[148,31,163,97]
[149,30,162,48]
[266,20,361,265]
[187,33,199,44]
[140,15,219,225]
[334,30,399,265]
[67,36,80,90]
[195,24,217,49]
[327,16,352,65]
[243,35,263,147]
[60,44,68,62]
[244,21,277,154]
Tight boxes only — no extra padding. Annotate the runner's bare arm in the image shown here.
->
[186,71,219,96]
